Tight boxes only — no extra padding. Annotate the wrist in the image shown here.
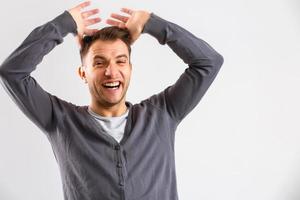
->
[52,11,78,36]
[140,11,151,32]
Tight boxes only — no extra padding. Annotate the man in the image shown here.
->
[0,1,223,200]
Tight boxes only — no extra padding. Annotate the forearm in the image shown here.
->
[0,11,77,80]
[143,13,223,67]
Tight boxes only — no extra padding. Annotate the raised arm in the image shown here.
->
[107,9,223,123]
[143,13,224,123]
[0,2,100,133]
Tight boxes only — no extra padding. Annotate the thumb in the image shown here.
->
[75,35,84,49]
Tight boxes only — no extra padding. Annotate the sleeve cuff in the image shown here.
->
[142,13,170,44]
[51,11,78,37]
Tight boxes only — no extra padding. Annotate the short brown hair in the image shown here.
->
[80,26,132,63]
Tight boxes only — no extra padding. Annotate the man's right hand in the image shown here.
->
[68,1,101,48]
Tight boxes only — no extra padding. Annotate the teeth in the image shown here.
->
[103,81,120,87]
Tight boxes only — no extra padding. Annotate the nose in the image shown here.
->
[104,63,118,77]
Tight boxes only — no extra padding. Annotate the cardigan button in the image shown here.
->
[117,162,122,168]
[114,145,120,150]
[119,182,124,186]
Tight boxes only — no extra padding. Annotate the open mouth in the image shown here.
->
[102,81,121,90]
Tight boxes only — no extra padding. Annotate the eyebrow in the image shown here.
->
[93,54,128,60]
[93,55,106,60]
[115,54,128,59]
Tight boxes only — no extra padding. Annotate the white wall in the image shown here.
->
[0,0,299,199]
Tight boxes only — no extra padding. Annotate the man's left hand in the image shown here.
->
[106,8,150,44]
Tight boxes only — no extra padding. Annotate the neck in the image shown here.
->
[89,100,128,117]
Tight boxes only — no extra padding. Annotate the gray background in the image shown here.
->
[0,0,300,199]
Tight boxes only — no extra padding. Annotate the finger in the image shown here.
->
[121,8,134,15]
[82,9,100,18]
[76,1,91,9]
[110,13,129,23]
[84,17,101,26]
[106,19,126,28]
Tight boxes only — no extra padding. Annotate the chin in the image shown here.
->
[101,96,125,107]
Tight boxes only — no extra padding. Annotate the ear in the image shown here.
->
[77,65,87,83]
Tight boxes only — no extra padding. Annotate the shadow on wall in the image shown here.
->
[283,161,300,200]
[0,187,17,200]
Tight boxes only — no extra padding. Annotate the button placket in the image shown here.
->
[114,144,125,188]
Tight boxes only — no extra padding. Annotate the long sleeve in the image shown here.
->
[0,11,77,133]
[142,13,224,123]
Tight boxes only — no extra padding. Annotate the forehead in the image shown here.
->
[87,39,129,59]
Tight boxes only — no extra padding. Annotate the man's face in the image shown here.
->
[81,39,132,107]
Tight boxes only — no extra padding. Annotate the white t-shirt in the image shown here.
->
[88,107,129,143]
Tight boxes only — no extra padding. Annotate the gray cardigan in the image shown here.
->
[0,11,223,200]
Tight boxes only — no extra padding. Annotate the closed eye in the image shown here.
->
[94,60,106,67]
[117,60,127,64]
